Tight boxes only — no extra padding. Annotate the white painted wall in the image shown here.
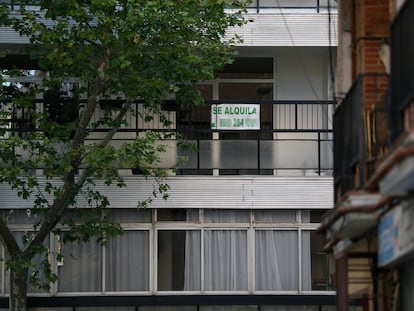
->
[236,46,334,100]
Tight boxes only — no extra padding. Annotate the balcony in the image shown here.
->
[1,98,334,176]
[361,1,414,197]
[333,74,388,200]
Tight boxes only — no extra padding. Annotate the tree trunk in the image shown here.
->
[10,267,28,311]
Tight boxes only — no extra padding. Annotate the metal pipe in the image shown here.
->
[318,194,394,235]
[366,143,414,190]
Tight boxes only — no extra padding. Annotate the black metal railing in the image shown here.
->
[333,74,389,199]
[1,99,334,174]
[2,0,338,13]
[390,0,414,141]
[247,0,337,14]
[334,76,367,198]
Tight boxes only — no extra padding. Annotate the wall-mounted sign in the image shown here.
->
[378,202,414,267]
[211,104,260,130]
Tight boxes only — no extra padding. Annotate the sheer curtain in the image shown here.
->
[301,231,312,290]
[105,230,149,291]
[204,229,248,291]
[255,230,298,290]
[58,240,102,292]
[184,230,201,290]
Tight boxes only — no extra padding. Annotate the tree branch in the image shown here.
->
[0,216,21,257]
[21,49,113,256]
[23,100,131,255]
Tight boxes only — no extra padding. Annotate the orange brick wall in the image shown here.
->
[354,0,390,76]
[352,0,390,110]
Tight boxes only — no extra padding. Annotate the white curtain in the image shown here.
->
[105,230,149,291]
[204,229,248,291]
[58,240,102,292]
[184,230,201,290]
[301,231,312,290]
[255,230,298,290]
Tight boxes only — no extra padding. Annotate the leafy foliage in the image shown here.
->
[0,0,246,308]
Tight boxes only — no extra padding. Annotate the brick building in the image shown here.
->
[319,0,414,310]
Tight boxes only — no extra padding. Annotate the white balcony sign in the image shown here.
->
[211,104,260,130]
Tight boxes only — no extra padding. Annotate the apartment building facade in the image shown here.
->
[319,0,414,310]
[1,1,343,310]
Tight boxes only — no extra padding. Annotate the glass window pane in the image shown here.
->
[302,210,327,223]
[204,230,248,291]
[319,0,337,7]
[302,231,335,291]
[4,209,43,224]
[260,140,319,170]
[177,140,198,169]
[321,140,334,170]
[254,210,297,223]
[199,140,258,169]
[158,230,201,291]
[106,231,149,291]
[260,0,317,7]
[310,210,327,223]
[58,240,102,292]
[201,307,258,311]
[204,210,250,223]
[262,306,320,311]
[255,230,298,290]
[29,308,73,311]
[110,209,152,223]
[157,209,199,222]
[140,307,197,311]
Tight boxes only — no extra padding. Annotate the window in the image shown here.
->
[255,230,299,290]
[204,230,248,291]
[158,230,201,291]
[58,240,102,292]
[302,231,334,291]
[157,209,199,222]
[1,208,335,295]
[105,230,149,291]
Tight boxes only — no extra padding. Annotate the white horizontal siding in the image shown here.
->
[2,13,337,47]
[0,176,333,210]
[0,26,29,45]
[227,13,338,47]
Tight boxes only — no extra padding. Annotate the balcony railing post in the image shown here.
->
[318,131,321,175]
[197,139,200,172]
[295,103,298,130]
[257,136,261,172]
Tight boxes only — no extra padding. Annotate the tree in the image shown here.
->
[0,1,246,309]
